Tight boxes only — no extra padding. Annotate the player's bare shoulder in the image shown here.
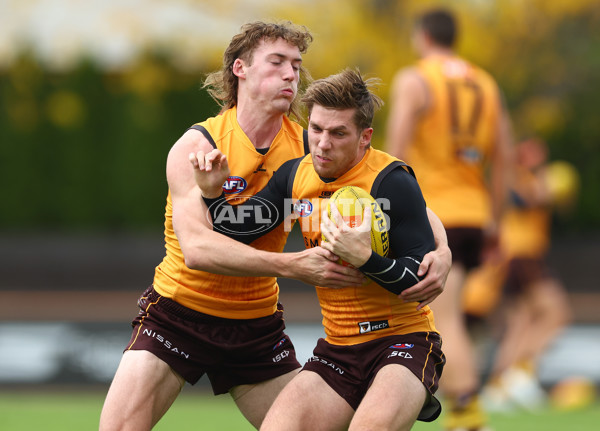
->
[392,66,429,115]
[392,66,422,88]
[170,128,214,160]
[167,128,215,193]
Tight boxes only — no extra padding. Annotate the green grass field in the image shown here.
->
[0,386,598,430]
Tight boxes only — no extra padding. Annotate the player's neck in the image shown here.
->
[236,103,284,150]
[423,45,454,59]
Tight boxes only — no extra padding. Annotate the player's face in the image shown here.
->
[235,38,302,114]
[308,105,372,179]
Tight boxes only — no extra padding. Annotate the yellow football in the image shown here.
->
[323,186,389,259]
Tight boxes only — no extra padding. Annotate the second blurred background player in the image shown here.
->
[385,8,514,431]
[464,138,574,412]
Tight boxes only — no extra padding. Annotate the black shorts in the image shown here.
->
[446,227,484,270]
[302,332,445,422]
[504,257,553,295]
[125,286,301,394]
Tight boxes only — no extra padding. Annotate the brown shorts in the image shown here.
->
[446,227,484,270]
[125,286,301,394]
[504,257,553,295]
[302,332,445,422]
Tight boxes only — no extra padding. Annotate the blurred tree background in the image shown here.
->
[1,0,599,234]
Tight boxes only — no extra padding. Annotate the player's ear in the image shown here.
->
[359,128,373,149]
[233,58,246,78]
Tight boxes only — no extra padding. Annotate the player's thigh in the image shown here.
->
[230,368,300,429]
[350,364,427,431]
[100,350,185,431]
[260,370,354,431]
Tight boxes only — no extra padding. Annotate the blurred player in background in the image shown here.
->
[192,68,448,431]
[464,138,576,412]
[385,8,514,431]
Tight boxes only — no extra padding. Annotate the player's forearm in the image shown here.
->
[182,229,293,277]
[359,253,423,295]
[174,203,285,277]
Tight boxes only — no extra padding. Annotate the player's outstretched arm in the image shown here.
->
[168,129,363,288]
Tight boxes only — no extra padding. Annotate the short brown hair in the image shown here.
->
[417,9,457,48]
[203,21,313,119]
[301,68,383,131]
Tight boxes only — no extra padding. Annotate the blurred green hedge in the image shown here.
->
[1,51,218,232]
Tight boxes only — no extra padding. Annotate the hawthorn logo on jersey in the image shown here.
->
[358,320,389,334]
[319,190,334,199]
[222,176,247,194]
[389,343,414,349]
[293,199,313,217]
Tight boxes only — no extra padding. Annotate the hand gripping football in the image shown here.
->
[323,185,389,257]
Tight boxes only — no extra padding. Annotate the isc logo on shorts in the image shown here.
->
[272,350,290,363]
[358,320,389,334]
[387,343,414,359]
[388,350,413,359]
